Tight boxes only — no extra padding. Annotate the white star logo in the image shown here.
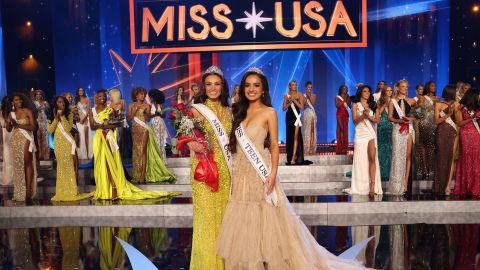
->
[236,2,273,39]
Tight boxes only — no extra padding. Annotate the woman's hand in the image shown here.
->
[187,141,205,154]
[265,174,276,195]
[56,110,63,120]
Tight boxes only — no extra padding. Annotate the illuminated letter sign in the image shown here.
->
[130,0,367,53]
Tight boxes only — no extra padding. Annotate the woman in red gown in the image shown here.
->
[336,85,350,154]
[453,88,480,197]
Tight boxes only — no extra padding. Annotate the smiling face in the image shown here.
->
[289,81,297,91]
[35,91,43,101]
[341,86,348,95]
[361,87,371,100]
[97,92,106,105]
[416,85,424,95]
[398,82,408,95]
[56,97,66,111]
[78,88,85,97]
[136,91,145,102]
[428,82,436,94]
[386,86,393,97]
[306,84,312,93]
[204,74,222,101]
[244,74,263,102]
[13,96,23,109]
[65,93,73,104]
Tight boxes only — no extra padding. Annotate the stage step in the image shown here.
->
[1,200,479,228]
[165,155,352,168]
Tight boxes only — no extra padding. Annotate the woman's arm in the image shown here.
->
[309,94,317,105]
[388,101,403,124]
[292,93,305,110]
[455,108,472,127]
[371,108,381,124]
[266,108,279,195]
[282,95,289,111]
[352,104,363,125]
[61,112,74,133]
[434,103,450,125]
[89,109,96,130]
[127,104,135,122]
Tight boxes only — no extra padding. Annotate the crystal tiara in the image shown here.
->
[203,65,224,77]
[246,67,265,76]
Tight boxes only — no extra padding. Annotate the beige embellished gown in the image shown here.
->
[217,123,368,270]
[10,117,37,201]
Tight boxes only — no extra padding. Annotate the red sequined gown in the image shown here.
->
[336,96,349,154]
[453,107,480,197]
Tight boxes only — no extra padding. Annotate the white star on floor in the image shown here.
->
[236,2,272,39]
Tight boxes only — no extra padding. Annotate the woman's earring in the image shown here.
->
[262,92,265,98]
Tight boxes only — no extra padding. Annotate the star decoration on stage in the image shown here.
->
[236,2,272,39]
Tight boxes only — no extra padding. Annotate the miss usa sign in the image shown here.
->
[129,0,367,53]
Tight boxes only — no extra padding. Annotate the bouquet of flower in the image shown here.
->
[106,108,126,125]
[169,103,219,192]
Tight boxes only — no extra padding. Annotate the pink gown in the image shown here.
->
[453,107,480,197]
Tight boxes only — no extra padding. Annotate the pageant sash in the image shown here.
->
[469,110,480,134]
[413,97,419,103]
[56,117,77,154]
[392,99,414,136]
[440,111,458,132]
[287,95,302,127]
[133,117,148,129]
[192,104,233,176]
[10,112,36,152]
[424,95,434,106]
[235,123,278,206]
[92,108,119,151]
[336,95,350,112]
[357,103,377,144]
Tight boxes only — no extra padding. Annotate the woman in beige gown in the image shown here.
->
[217,68,368,269]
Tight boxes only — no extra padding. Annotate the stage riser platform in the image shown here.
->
[1,201,480,228]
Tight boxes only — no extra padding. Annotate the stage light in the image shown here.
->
[473,5,480,13]
[473,76,477,81]
[474,41,477,48]
[26,21,31,27]
[29,54,33,59]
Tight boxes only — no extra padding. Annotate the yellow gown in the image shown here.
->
[190,99,232,270]
[48,113,93,201]
[92,107,178,200]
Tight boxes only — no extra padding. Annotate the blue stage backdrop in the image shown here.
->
[0,10,7,98]
[51,0,449,142]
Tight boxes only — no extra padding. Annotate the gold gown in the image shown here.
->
[92,107,177,200]
[190,99,232,270]
[10,117,37,201]
[48,113,92,201]
[132,108,148,182]
[131,108,175,183]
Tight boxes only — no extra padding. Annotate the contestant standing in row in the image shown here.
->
[33,90,50,161]
[302,81,317,155]
[6,93,38,201]
[387,80,416,195]
[283,80,306,165]
[336,85,350,154]
[75,87,93,160]
[127,87,175,184]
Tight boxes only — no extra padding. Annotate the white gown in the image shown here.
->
[0,117,12,185]
[348,103,383,195]
[76,102,93,159]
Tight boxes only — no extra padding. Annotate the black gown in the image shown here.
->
[286,100,305,165]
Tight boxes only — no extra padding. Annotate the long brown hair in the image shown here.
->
[229,71,272,153]
[196,73,230,107]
